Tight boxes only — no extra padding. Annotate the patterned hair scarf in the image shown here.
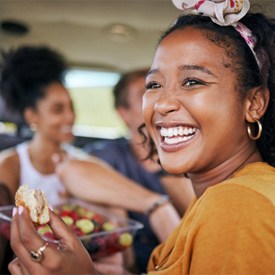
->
[171,0,261,68]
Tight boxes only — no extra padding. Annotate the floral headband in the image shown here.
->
[171,0,261,68]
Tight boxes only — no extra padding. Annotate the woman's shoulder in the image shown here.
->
[188,162,275,223]
[195,168,275,225]
[0,147,19,166]
[183,182,275,246]
[170,164,275,275]
[0,147,20,196]
[213,162,275,205]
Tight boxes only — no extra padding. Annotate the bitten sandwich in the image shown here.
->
[15,184,50,225]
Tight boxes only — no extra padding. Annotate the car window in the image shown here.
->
[65,69,128,139]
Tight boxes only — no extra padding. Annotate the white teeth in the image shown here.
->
[160,126,196,137]
[168,128,174,137]
[188,128,194,134]
[160,126,196,145]
[183,128,189,135]
[60,125,72,133]
[164,135,193,144]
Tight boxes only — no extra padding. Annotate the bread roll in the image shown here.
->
[15,184,50,225]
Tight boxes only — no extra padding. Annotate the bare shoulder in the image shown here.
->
[0,147,20,196]
[0,147,19,165]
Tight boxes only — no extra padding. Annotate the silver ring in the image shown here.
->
[29,242,48,262]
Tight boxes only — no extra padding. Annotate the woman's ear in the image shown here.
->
[23,108,36,127]
[245,87,270,122]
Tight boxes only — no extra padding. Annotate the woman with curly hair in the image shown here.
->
[0,46,87,206]
[8,0,275,273]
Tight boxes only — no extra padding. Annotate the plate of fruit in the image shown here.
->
[0,198,143,259]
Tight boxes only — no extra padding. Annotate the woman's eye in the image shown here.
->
[52,105,64,114]
[183,79,204,87]
[145,82,161,90]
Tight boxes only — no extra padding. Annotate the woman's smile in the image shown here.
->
[158,124,198,151]
[59,124,74,136]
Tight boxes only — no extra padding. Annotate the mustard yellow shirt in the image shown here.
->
[147,162,275,274]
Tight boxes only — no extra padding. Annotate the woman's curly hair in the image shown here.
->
[0,46,68,116]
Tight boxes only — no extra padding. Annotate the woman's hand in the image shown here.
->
[8,257,30,275]
[9,206,97,275]
[9,253,128,275]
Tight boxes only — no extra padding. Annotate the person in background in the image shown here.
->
[7,0,275,273]
[84,68,195,272]
[0,46,93,206]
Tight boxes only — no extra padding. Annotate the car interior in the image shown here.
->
[0,0,273,151]
[0,1,274,273]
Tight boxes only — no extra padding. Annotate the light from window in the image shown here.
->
[65,69,127,139]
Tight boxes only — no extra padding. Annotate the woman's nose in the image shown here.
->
[154,92,181,116]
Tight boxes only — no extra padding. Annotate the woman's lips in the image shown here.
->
[60,125,73,134]
[159,126,197,151]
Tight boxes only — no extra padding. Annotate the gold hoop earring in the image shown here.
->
[30,122,37,132]
[247,120,262,140]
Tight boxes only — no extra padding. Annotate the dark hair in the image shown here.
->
[142,13,275,167]
[113,68,149,109]
[0,46,68,116]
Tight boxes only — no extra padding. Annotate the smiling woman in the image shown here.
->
[143,26,247,177]
[0,46,91,206]
[5,0,275,274]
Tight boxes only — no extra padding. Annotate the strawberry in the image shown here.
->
[43,231,56,241]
